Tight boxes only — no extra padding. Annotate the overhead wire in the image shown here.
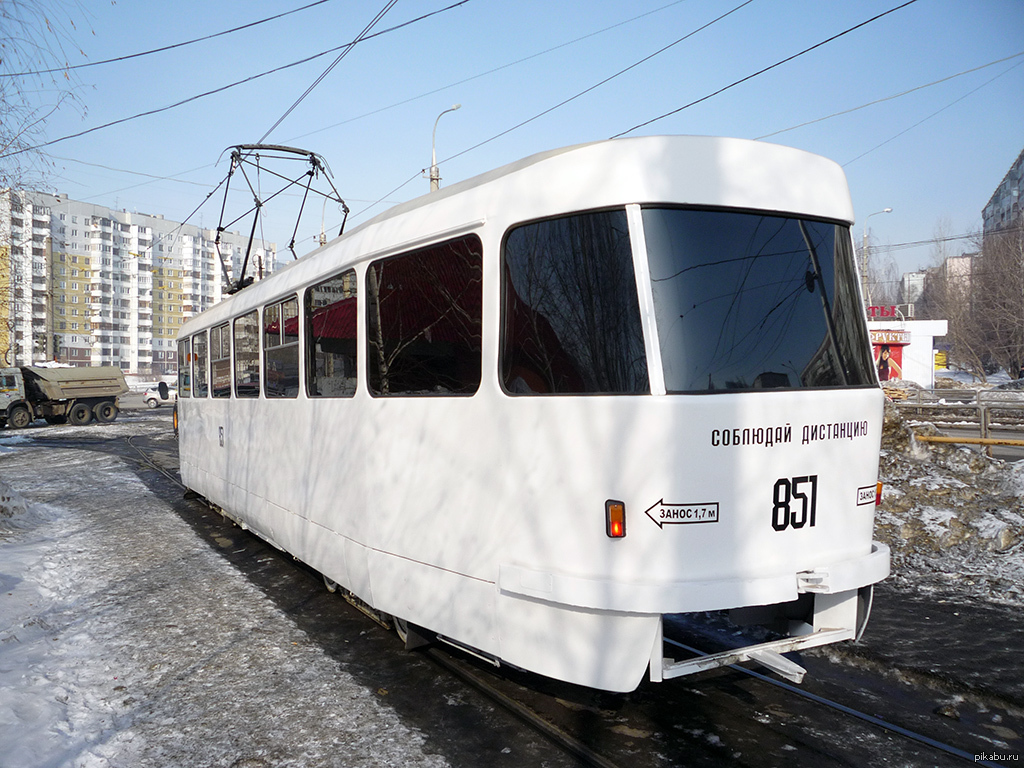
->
[610,0,920,138]
[842,56,1024,167]
[0,0,472,160]
[756,50,1024,141]
[257,0,405,143]
[434,0,754,172]
[285,0,691,144]
[0,0,335,79]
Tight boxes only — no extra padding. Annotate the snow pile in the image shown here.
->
[875,402,1024,604]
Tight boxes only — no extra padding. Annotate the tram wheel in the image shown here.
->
[393,616,410,644]
[323,574,338,593]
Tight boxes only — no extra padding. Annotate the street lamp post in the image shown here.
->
[862,207,892,307]
[430,104,461,192]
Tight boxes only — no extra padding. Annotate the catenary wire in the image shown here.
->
[257,0,404,144]
[432,0,755,172]
[756,50,1024,141]
[285,0,691,144]
[0,1,471,160]
[843,57,1024,167]
[1,0,335,79]
[610,0,919,138]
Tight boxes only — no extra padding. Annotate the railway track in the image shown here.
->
[22,420,1020,767]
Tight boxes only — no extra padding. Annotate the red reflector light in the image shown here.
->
[606,500,626,538]
[875,482,883,506]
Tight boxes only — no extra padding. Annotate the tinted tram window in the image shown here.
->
[642,208,876,392]
[501,209,649,395]
[177,338,191,397]
[193,331,209,397]
[211,323,231,398]
[367,235,482,396]
[234,311,260,397]
[263,296,299,398]
[306,270,357,398]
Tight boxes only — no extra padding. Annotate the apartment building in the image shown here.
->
[0,190,275,374]
[983,146,1023,236]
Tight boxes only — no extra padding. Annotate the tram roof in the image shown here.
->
[183,135,853,332]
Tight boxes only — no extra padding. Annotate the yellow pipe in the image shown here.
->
[914,435,1024,447]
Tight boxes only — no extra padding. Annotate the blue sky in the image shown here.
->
[18,0,1024,280]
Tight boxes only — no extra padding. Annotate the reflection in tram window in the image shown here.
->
[193,331,208,397]
[263,296,299,398]
[211,323,231,398]
[177,337,191,397]
[501,209,649,395]
[642,208,876,393]
[234,311,260,398]
[306,270,357,398]
[367,236,483,396]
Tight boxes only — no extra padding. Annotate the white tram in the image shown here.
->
[176,135,889,693]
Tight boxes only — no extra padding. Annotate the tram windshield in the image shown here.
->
[642,207,875,393]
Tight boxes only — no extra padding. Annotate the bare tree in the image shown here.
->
[916,221,991,380]
[0,0,87,190]
[974,226,1024,379]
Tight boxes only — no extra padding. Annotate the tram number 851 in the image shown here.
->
[772,475,818,531]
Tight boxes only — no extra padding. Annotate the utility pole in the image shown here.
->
[862,208,892,308]
[430,104,461,192]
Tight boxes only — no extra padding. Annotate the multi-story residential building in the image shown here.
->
[0,190,275,374]
[982,146,1023,236]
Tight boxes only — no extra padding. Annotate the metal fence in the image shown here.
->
[893,388,1024,435]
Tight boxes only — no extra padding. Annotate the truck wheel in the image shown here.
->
[68,402,93,426]
[8,406,32,429]
[94,401,118,423]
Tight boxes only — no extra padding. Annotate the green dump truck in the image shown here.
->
[0,366,129,428]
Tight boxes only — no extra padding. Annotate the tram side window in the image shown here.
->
[367,235,483,396]
[193,331,209,398]
[177,338,191,397]
[264,296,299,398]
[211,323,231,398]
[234,310,260,398]
[501,209,649,394]
[306,270,357,397]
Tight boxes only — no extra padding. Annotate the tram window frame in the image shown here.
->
[366,234,483,397]
[499,208,650,395]
[193,330,209,398]
[306,269,358,398]
[233,310,260,398]
[177,337,191,397]
[210,322,232,398]
[263,295,300,398]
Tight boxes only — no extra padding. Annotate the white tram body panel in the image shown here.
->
[177,136,889,692]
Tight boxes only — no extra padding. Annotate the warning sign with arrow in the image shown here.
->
[645,500,720,528]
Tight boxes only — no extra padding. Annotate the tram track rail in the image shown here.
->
[34,425,1016,768]
[664,638,998,767]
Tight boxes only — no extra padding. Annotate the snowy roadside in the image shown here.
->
[875,402,1024,605]
[0,434,449,768]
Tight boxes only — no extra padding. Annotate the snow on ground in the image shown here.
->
[0,436,449,768]
[875,401,1024,605]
